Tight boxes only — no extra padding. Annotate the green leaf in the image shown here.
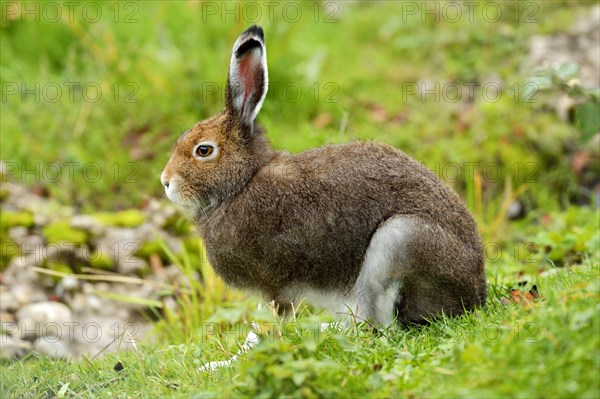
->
[292,372,309,386]
[57,383,70,398]
[525,77,552,98]
[584,88,600,102]
[554,62,580,81]
[575,102,600,141]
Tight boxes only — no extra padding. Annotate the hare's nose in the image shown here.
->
[160,173,170,188]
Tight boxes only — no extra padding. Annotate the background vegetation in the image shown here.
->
[1,0,599,397]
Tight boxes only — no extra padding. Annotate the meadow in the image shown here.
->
[1,1,599,397]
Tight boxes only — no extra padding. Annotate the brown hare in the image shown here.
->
[161,25,486,328]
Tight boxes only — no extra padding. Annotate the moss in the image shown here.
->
[0,188,9,203]
[136,240,171,263]
[136,264,152,278]
[90,210,146,227]
[43,221,88,245]
[0,231,17,272]
[0,210,35,229]
[89,251,115,271]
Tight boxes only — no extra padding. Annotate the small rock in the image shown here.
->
[8,284,48,309]
[95,228,144,264]
[0,334,32,359]
[150,213,167,228]
[16,234,46,256]
[146,199,178,228]
[5,254,44,282]
[8,226,28,243]
[61,276,79,291]
[55,276,80,297]
[16,302,73,340]
[71,214,106,237]
[34,337,73,359]
[507,200,526,220]
[0,289,18,312]
[81,283,95,295]
[118,256,148,275]
[84,295,104,312]
[71,288,131,319]
[1,312,19,338]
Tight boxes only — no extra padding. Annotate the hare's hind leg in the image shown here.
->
[355,215,485,326]
[352,216,413,327]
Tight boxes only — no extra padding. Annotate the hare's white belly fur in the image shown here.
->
[284,216,411,326]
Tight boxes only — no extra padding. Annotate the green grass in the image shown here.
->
[2,260,598,398]
[1,1,599,397]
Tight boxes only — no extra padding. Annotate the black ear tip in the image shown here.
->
[242,25,264,41]
[235,38,262,59]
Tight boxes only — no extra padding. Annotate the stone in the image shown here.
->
[71,291,130,320]
[16,302,73,340]
[146,199,178,228]
[0,334,32,359]
[71,214,106,237]
[16,234,46,256]
[59,276,79,291]
[8,226,28,243]
[8,284,48,308]
[95,227,146,265]
[55,276,80,297]
[33,337,73,359]
[0,288,18,312]
[507,200,526,220]
[0,312,19,338]
[118,256,149,276]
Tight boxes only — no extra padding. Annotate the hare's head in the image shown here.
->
[161,25,271,209]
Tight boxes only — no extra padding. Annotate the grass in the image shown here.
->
[1,0,599,397]
[3,206,599,397]
[2,260,598,398]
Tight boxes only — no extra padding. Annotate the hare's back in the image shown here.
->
[201,141,476,292]
[265,141,459,221]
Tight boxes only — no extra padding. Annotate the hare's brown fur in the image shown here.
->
[161,25,486,325]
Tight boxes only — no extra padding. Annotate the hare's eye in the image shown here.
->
[196,145,213,157]
[193,142,218,160]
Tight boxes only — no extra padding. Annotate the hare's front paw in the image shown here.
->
[198,358,238,373]
[197,330,261,373]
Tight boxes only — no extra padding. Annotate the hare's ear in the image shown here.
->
[225,25,268,128]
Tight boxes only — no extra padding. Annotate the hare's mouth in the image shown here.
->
[163,178,190,206]
[164,181,214,212]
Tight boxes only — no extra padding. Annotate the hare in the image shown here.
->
[161,25,486,327]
